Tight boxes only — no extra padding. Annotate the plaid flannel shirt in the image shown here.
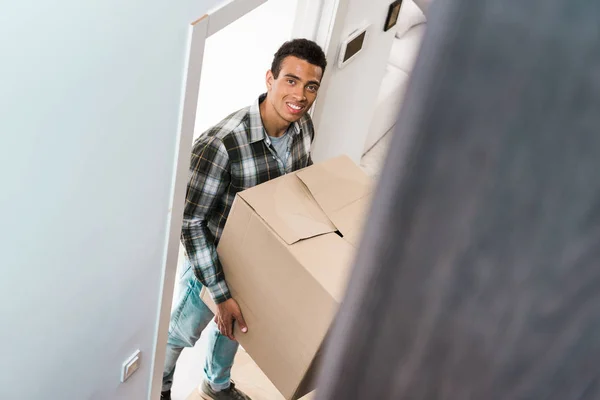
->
[181,94,314,304]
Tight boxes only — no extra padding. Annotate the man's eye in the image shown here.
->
[287,79,295,85]
[307,85,318,92]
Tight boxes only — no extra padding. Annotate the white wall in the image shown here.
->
[194,0,394,163]
[310,0,397,163]
[0,0,397,397]
[0,0,220,399]
[194,0,298,137]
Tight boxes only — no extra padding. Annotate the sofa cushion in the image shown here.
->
[389,23,426,73]
[413,0,433,15]
[395,0,426,38]
[364,65,410,153]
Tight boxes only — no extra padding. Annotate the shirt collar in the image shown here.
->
[248,93,302,143]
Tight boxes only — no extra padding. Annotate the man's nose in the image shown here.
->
[292,85,307,101]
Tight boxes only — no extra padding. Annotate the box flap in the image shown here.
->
[238,173,337,245]
[296,155,373,241]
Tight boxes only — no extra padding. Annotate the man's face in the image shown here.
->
[266,56,323,123]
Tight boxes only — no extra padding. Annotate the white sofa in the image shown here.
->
[363,0,430,154]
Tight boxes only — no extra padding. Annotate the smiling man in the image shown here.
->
[161,39,327,400]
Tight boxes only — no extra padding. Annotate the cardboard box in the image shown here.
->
[201,155,373,399]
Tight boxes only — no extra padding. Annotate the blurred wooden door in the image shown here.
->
[316,0,600,399]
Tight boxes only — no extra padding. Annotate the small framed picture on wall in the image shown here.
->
[384,0,403,32]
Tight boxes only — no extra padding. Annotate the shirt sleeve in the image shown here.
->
[180,135,232,304]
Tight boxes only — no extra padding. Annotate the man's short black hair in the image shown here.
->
[271,39,327,79]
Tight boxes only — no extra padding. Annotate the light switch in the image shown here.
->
[121,350,141,383]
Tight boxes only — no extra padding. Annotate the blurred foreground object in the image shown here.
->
[316,0,600,399]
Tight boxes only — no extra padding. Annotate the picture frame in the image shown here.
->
[384,0,403,32]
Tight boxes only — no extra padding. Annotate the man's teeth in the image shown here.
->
[288,103,302,110]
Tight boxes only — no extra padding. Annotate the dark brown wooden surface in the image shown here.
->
[316,0,600,399]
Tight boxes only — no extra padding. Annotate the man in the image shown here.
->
[162,38,327,400]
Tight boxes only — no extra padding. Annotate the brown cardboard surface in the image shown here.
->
[238,173,337,245]
[201,155,373,400]
[328,194,372,248]
[296,156,372,221]
[289,234,354,303]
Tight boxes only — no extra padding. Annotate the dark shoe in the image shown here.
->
[199,380,251,400]
[160,390,171,400]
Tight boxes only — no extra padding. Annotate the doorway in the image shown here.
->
[150,0,322,398]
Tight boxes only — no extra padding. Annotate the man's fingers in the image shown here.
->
[229,319,236,341]
[226,320,234,340]
[216,318,224,335]
[215,299,245,340]
[222,315,234,341]
[216,316,230,339]
[235,311,248,333]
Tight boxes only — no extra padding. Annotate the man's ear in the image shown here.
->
[266,70,274,91]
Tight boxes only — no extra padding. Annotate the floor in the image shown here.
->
[170,129,392,400]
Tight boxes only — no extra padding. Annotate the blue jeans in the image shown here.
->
[162,261,239,392]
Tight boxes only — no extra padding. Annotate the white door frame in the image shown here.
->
[306,0,352,159]
[148,2,267,399]
[148,0,339,397]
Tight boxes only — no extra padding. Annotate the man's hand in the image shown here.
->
[214,298,248,341]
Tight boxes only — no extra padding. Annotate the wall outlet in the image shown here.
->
[121,350,141,383]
